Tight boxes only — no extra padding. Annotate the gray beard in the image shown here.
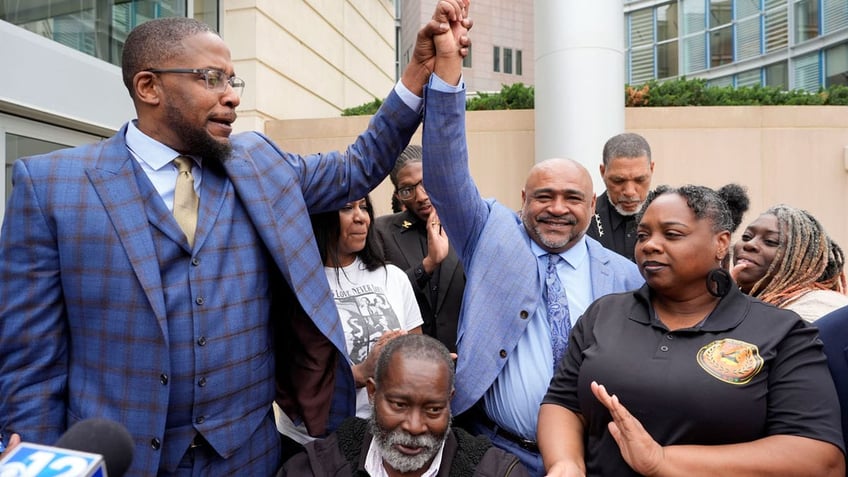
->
[368,406,450,474]
[613,200,644,217]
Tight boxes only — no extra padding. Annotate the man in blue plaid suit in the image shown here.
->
[0,2,471,475]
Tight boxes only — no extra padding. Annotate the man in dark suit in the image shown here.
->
[586,132,654,261]
[374,145,465,352]
[0,3,471,475]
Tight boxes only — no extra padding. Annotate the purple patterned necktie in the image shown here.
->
[545,253,571,369]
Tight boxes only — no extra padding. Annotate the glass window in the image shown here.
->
[765,61,789,89]
[463,45,472,68]
[504,48,513,74]
[710,0,733,28]
[737,16,762,60]
[516,50,522,75]
[825,43,848,86]
[823,0,848,34]
[737,0,761,18]
[683,33,708,73]
[710,25,733,66]
[631,9,654,46]
[630,46,655,84]
[657,40,679,78]
[0,1,217,68]
[657,3,678,41]
[682,0,707,35]
[765,3,789,52]
[493,46,500,72]
[708,75,733,87]
[794,52,821,92]
[736,68,763,87]
[795,0,820,42]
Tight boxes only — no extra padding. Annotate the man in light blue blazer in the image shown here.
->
[421,89,644,475]
[0,4,471,475]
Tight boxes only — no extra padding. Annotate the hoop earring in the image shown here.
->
[706,268,732,298]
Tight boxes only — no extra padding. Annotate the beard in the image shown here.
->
[164,102,232,165]
[369,406,450,474]
[522,211,579,251]
[612,197,645,217]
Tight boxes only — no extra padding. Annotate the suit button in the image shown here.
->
[196,416,205,424]
[151,438,161,450]
[160,373,169,385]
[192,257,201,266]
[499,349,507,358]
[198,377,207,387]
[519,310,529,319]
[197,336,207,346]
[196,297,204,305]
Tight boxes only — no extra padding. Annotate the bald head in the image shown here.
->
[525,158,594,194]
[521,158,596,253]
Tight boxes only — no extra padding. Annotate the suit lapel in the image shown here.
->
[394,221,424,269]
[85,131,168,328]
[587,240,614,300]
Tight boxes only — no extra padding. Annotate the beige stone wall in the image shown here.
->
[265,106,848,250]
[223,0,396,133]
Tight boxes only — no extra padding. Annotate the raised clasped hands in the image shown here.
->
[411,1,472,77]
[591,381,666,477]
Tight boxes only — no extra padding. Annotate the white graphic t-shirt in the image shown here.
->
[275,257,422,443]
[327,257,423,416]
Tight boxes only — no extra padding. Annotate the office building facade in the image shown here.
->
[625,0,848,90]
[0,0,396,221]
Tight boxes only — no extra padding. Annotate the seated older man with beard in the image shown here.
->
[278,334,529,477]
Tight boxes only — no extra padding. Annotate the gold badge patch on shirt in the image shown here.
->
[696,338,763,385]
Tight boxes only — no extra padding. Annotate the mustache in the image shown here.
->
[538,213,577,225]
[384,428,441,449]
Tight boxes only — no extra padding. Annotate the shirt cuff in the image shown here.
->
[394,81,424,114]
[394,73,465,114]
[428,73,465,92]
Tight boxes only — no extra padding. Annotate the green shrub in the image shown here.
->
[341,97,382,116]
[339,79,848,115]
[466,83,534,110]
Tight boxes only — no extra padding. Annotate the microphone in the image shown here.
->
[0,418,134,477]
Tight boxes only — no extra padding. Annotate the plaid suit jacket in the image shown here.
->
[0,88,423,475]
[421,88,645,415]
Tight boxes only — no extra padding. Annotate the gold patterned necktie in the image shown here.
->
[173,156,199,247]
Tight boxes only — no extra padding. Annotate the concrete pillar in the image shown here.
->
[534,0,625,192]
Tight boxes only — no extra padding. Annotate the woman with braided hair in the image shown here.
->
[732,204,848,322]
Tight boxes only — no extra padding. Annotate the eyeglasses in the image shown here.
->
[396,180,425,200]
[145,68,245,96]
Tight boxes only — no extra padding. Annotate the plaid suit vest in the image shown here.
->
[135,163,277,472]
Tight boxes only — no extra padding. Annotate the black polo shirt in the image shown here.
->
[543,285,844,476]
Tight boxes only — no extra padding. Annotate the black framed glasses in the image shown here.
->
[396,180,425,200]
[145,68,245,96]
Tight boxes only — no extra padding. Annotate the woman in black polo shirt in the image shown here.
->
[538,184,844,477]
